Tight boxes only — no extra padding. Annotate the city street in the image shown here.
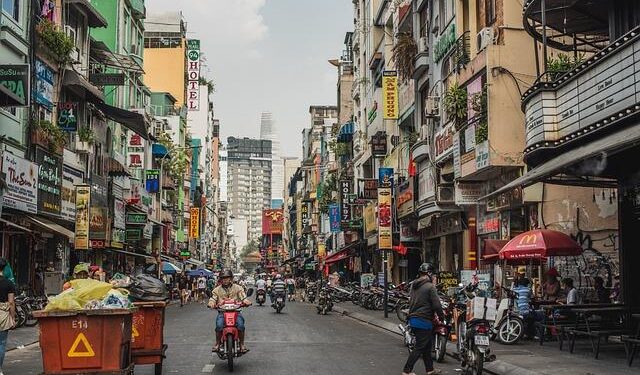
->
[4,299,462,374]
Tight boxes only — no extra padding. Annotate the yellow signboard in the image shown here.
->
[364,203,376,235]
[382,71,399,119]
[318,243,326,258]
[190,207,200,239]
[74,185,90,250]
[378,187,393,249]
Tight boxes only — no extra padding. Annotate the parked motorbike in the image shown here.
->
[305,282,317,303]
[432,297,454,363]
[214,289,253,372]
[491,287,524,345]
[256,289,266,306]
[455,283,496,375]
[316,287,333,315]
[272,292,286,313]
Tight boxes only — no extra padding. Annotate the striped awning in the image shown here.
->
[337,122,355,143]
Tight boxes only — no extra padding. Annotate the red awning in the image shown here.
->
[482,239,508,262]
[499,229,583,261]
[324,249,352,265]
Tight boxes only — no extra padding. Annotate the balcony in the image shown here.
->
[129,0,146,19]
[522,25,640,163]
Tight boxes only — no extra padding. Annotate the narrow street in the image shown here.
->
[4,300,462,374]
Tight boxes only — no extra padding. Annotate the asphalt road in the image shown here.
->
[4,299,463,374]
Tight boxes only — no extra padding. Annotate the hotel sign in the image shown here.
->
[186,39,201,111]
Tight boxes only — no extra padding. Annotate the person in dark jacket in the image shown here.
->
[402,263,443,375]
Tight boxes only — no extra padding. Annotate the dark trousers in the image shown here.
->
[403,328,434,373]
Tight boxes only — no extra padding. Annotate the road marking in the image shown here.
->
[202,364,215,373]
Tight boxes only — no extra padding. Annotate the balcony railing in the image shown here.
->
[522,25,640,159]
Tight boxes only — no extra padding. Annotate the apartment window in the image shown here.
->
[2,0,19,21]
[439,0,454,31]
[485,0,496,25]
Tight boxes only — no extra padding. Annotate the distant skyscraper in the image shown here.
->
[260,112,284,203]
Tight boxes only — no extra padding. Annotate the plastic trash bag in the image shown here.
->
[101,289,132,309]
[127,274,168,301]
[45,279,113,311]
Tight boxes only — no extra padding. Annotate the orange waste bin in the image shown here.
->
[131,301,167,375]
[34,309,134,374]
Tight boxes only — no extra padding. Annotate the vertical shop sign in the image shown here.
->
[145,169,159,193]
[127,133,144,170]
[453,132,461,179]
[74,185,90,250]
[35,59,54,109]
[1,153,38,213]
[57,102,78,131]
[190,207,200,239]
[328,203,341,233]
[378,187,393,249]
[61,166,84,222]
[339,180,352,222]
[382,71,399,119]
[378,167,394,188]
[186,39,201,111]
[35,148,63,215]
[300,203,309,229]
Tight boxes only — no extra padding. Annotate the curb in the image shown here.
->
[332,304,542,375]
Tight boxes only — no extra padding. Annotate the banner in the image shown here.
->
[74,185,90,250]
[382,71,399,119]
[1,153,38,213]
[186,39,201,111]
[328,203,341,233]
[145,169,159,193]
[364,203,377,236]
[318,243,326,258]
[35,59,54,109]
[127,133,144,170]
[190,207,200,239]
[61,166,83,222]
[378,167,394,188]
[262,209,284,234]
[378,187,392,249]
[89,207,107,240]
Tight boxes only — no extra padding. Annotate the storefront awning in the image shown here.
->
[482,239,508,262]
[106,156,130,177]
[66,0,108,28]
[25,215,74,242]
[0,218,32,233]
[325,246,357,265]
[481,125,640,201]
[337,122,354,143]
[62,69,104,103]
[94,101,149,139]
[106,248,154,259]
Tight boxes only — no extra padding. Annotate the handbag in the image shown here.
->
[0,302,15,331]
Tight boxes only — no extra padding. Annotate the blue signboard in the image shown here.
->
[329,203,341,233]
[378,167,394,188]
[145,169,160,193]
[35,59,54,109]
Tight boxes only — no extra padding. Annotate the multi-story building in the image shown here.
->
[226,137,272,241]
[260,112,284,206]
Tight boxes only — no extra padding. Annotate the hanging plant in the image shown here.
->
[392,32,418,81]
[77,126,96,144]
[36,120,67,150]
[36,19,75,65]
[443,82,468,129]
[404,131,419,146]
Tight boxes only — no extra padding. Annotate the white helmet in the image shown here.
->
[275,274,282,280]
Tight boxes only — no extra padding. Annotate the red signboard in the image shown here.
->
[262,209,284,234]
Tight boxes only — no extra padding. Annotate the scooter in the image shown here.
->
[256,289,267,306]
[316,287,333,315]
[433,297,453,363]
[455,284,496,375]
[491,287,524,345]
[215,289,253,372]
[272,292,286,313]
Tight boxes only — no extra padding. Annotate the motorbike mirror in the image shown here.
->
[246,288,254,297]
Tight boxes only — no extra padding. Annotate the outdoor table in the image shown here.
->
[622,314,640,366]
[567,305,627,359]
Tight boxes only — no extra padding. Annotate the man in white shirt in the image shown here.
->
[197,275,207,303]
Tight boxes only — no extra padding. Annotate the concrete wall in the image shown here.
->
[143,43,186,106]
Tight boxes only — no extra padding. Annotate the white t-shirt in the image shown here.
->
[285,278,295,285]
[255,279,266,290]
[566,287,578,304]
[197,277,206,289]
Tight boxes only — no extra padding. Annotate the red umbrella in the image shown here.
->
[499,229,583,260]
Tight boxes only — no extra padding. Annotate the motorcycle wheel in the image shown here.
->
[226,334,234,372]
[457,319,466,355]
[466,346,483,375]
[15,305,26,328]
[396,302,408,323]
[434,334,447,363]
[24,307,38,327]
[497,317,524,345]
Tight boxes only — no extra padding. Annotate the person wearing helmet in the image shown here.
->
[208,270,252,353]
[270,274,287,306]
[402,263,443,375]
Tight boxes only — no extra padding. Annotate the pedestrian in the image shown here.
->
[512,278,539,338]
[0,258,16,375]
[560,278,578,304]
[178,272,189,307]
[541,267,561,300]
[285,275,295,300]
[197,275,207,303]
[593,276,610,304]
[402,263,443,375]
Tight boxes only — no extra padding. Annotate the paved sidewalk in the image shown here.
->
[7,325,39,351]
[330,302,640,375]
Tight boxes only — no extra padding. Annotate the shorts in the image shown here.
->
[216,312,245,331]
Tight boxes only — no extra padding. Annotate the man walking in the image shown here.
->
[402,263,443,375]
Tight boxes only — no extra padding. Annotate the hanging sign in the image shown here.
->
[57,102,78,131]
[186,39,201,111]
[145,169,159,193]
[127,133,144,169]
[74,185,90,250]
[339,180,352,222]
[378,187,393,249]
[190,207,200,239]
[113,199,126,229]
[35,59,54,109]
[396,177,414,218]
[371,131,387,156]
[329,203,341,233]
[358,178,378,200]
[126,212,147,225]
[89,207,107,240]
[35,148,63,216]
[378,167,394,188]
[61,166,84,222]
[382,71,399,119]
[0,64,29,106]
[1,153,38,213]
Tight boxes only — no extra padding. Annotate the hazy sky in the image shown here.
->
[147,0,353,157]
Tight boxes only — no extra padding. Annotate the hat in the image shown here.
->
[546,267,560,277]
[517,266,527,274]
[73,263,89,275]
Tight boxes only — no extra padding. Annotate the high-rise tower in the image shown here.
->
[260,112,284,206]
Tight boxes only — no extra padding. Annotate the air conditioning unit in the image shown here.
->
[418,37,428,53]
[436,186,455,203]
[477,27,496,51]
[424,96,440,118]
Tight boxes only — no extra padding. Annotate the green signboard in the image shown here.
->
[126,228,142,241]
[0,64,29,106]
[126,212,147,225]
[180,251,191,257]
[433,23,457,63]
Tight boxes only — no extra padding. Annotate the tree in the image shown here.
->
[241,239,259,257]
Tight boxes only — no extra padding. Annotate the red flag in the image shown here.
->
[408,151,416,177]
[393,244,408,256]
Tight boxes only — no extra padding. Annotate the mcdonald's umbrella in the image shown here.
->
[499,229,583,261]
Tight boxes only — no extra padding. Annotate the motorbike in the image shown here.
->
[316,286,333,315]
[214,289,253,372]
[272,292,286,313]
[491,286,524,345]
[454,283,496,375]
[256,289,266,306]
[432,297,453,363]
[305,282,317,303]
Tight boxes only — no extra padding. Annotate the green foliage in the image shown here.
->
[36,20,75,65]
[36,120,66,149]
[198,77,215,93]
[392,32,418,81]
[241,239,260,257]
[471,84,489,144]
[475,121,488,144]
[77,126,96,144]
[546,53,584,81]
[158,131,189,183]
[443,82,468,129]
[404,132,419,146]
[317,173,338,214]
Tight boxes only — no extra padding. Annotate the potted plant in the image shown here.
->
[33,120,66,153]
[76,126,95,152]
[443,82,468,130]
[392,32,418,81]
[36,19,75,65]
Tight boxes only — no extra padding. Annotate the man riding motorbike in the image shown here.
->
[270,274,287,306]
[209,270,252,353]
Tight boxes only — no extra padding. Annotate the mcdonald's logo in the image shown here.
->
[519,234,537,245]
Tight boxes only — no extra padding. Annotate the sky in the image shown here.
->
[147,0,353,157]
